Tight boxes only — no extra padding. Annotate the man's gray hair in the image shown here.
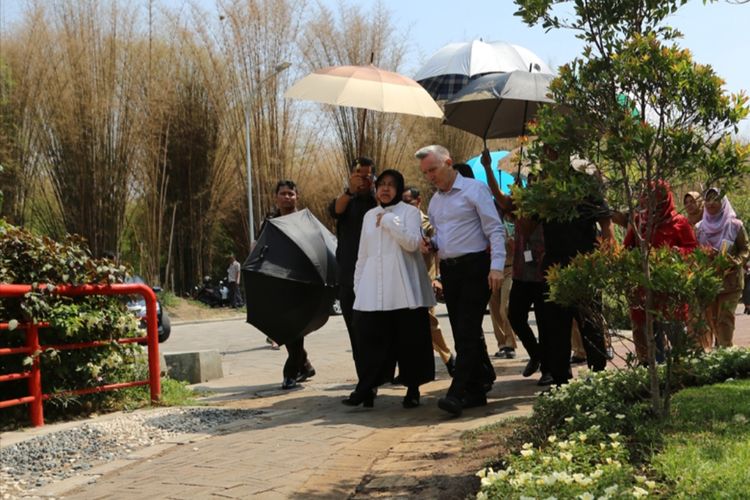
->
[415,145,451,163]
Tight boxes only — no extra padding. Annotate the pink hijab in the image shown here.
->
[697,188,743,251]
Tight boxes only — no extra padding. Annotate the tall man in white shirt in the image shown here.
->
[417,145,506,417]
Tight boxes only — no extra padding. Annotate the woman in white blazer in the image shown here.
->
[342,169,436,408]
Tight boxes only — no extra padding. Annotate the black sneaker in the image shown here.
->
[281,378,298,389]
[536,373,554,386]
[296,366,316,383]
[445,356,456,377]
[522,357,541,377]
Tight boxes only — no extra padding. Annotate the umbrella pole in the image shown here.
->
[358,108,367,157]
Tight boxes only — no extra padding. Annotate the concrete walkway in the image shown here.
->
[5,305,750,499]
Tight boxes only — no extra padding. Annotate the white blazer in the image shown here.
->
[353,201,437,311]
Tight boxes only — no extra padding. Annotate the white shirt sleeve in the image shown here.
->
[473,183,506,270]
[380,208,421,252]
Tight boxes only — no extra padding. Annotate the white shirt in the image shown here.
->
[353,202,437,311]
[428,174,506,270]
[227,260,241,283]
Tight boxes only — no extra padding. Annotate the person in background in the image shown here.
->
[227,254,243,308]
[329,157,378,380]
[344,170,435,408]
[683,191,704,227]
[266,180,316,389]
[696,188,749,348]
[624,180,697,364]
[489,217,517,359]
[402,186,456,377]
[417,145,506,417]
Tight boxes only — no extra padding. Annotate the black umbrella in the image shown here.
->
[443,70,555,141]
[242,209,338,346]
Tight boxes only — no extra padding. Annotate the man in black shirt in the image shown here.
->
[328,157,377,378]
[539,169,615,385]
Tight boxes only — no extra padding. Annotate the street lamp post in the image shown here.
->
[246,62,292,245]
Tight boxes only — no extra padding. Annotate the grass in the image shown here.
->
[651,379,750,498]
[118,377,204,411]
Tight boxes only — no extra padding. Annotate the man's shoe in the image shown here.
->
[496,347,516,359]
[296,366,316,383]
[522,357,541,378]
[402,387,420,409]
[570,355,586,364]
[281,378,298,390]
[536,373,554,386]
[438,396,463,417]
[461,394,487,409]
[445,356,456,378]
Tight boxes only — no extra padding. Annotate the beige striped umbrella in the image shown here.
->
[285,64,443,118]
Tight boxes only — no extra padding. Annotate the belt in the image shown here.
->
[440,251,487,267]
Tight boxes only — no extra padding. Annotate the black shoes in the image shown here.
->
[522,357,541,378]
[402,387,420,409]
[342,390,374,408]
[495,347,516,359]
[437,396,463,417]
[537,373,554,386]
[445,356,456,377]
[281,378,298,389]
[295,365,316,383]
[460,393,487,409]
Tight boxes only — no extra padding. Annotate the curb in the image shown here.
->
[170,315,246,327]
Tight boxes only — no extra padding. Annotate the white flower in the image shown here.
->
[615,414,626,419]
[590,469,604,479]
[565,416,575,423]
[578,433,588,442]
[542,475,557,485]
[578,493,594,500]
[632,486,649,497]
[519,496,536,500]
[608,432,621,440]
[476,492,488,500]
[645,480,657,489]
[476,468,487,478]
[611,441,621,449]
[480,477,493,487]
[558,440,570,449]
[560,451,573,462]
[548,435,558,443]
[521,449,534,457]
[634,475,647,483]
[604,485,618,495]
[8,319,18,331]
[733,414,747,424]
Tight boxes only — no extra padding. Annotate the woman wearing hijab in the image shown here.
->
[683,191,704,227]
[343,169,436,408]
[624,181,697,364]
[696,188,749,348]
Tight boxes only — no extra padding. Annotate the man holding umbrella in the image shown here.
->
[417,145,506,417]
[328,157,377,378]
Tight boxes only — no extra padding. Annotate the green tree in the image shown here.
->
[514,0,749,416]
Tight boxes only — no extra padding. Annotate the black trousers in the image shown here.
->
[440,252,496,400]
[352,308,434,393]
[339,284,362,379]
[538,281,607,384]
[283,337,309,379]
[228,282,242,308]
[507,280,543,363]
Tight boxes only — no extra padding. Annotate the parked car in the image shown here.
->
[126,276,171,343]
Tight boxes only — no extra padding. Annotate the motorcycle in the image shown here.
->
[193,276,230,308]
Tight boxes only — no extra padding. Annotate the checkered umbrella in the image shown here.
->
[415,40,551,101]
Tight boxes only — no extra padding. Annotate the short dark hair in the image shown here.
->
[350,156,375,172]
[275,179,297,194]
[404,186,420,198]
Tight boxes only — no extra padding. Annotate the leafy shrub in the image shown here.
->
[0,220,147,427]
[478,349,750,499]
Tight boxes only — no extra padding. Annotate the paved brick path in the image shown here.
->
[4,305,750,499]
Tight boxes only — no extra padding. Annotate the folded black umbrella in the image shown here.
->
[242,209,338,346]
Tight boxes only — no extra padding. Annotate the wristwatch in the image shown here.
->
[343,188,355,198]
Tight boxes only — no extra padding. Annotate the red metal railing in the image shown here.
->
[0,283,161,427]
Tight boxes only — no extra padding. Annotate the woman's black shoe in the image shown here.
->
[342,391,374,408]
[402,387,420,409]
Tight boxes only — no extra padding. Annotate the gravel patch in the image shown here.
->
[0,407,261,498]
